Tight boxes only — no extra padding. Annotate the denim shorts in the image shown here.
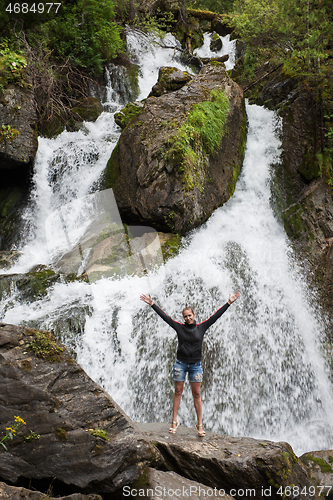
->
[173,359,203,383]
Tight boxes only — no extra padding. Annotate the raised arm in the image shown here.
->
[200,292,240,331]
[140,294,180,330]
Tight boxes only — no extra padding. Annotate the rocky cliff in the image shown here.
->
[105,63,246,235]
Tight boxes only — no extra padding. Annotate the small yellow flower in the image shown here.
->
[14,416,26,425]
[6,427,16,434]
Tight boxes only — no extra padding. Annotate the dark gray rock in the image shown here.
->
[0,323,163,495]
[210,33,223,52]
[144,468,234,499]
[0,85,38,170]
[137,422,322,500]
[0,481,102,500]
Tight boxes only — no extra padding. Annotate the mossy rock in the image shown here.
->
[38,109,65,138]
[28,330,64,363]
[159,232,182,261]
[0,266,75,303]
[114,101,144,130]
[210,32,223,52]
[70,97,103,124]
[149,67,193,98]
[298,150,322,182]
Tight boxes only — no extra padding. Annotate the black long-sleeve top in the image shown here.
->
[151,302,230,363]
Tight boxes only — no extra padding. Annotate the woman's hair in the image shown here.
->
[182,307,194,315]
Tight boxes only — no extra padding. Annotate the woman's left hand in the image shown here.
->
[140,293,154,306]
[228,292,240,304]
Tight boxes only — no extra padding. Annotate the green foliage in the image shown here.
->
[89,428,109,440]
[24,430,40,442]
[1,0,124,76]
[166,86,229,189]
[0,125,19,142]
[231,0,332,83]
[0,40,28,92]
[186,0,235,14]
[131,8,177,35]
[28,331,64,362]
[36,0,124,73]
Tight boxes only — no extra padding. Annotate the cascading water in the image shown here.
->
[1,31,332,456]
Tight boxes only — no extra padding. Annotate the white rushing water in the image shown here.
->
[1,31,332,455]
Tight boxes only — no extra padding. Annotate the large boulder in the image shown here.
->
[137,423,322,500]
[0,323,162,496]
[105,63,246,235]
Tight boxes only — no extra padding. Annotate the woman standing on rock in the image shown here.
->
[140,291,240,436]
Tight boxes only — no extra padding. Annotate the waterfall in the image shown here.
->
[1,31,332,456]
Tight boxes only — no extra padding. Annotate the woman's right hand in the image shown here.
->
[140,293,154,306]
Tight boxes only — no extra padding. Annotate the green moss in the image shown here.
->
[70,96,103,123]
[298,150,322,181]
[0,124,19,142]
[39,109,65,138]
[0,45,28,93]
[28,331,64,362]
[89,428,108,440]
[15,269,61,302]
[127,64,140,100]
[114,101,143,129]
[306,454,333,473]
[164,87,229,191]
[54,427,67,442]
[20,359,32,371]
[160,234,182,261]
[104,142,121,188]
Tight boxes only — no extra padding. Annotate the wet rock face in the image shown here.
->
[105,63,246,235]
[0,85,38,170]
[0,323,162,496]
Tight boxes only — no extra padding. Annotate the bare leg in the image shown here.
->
[171,381,184,429]
[190,382,202,425]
